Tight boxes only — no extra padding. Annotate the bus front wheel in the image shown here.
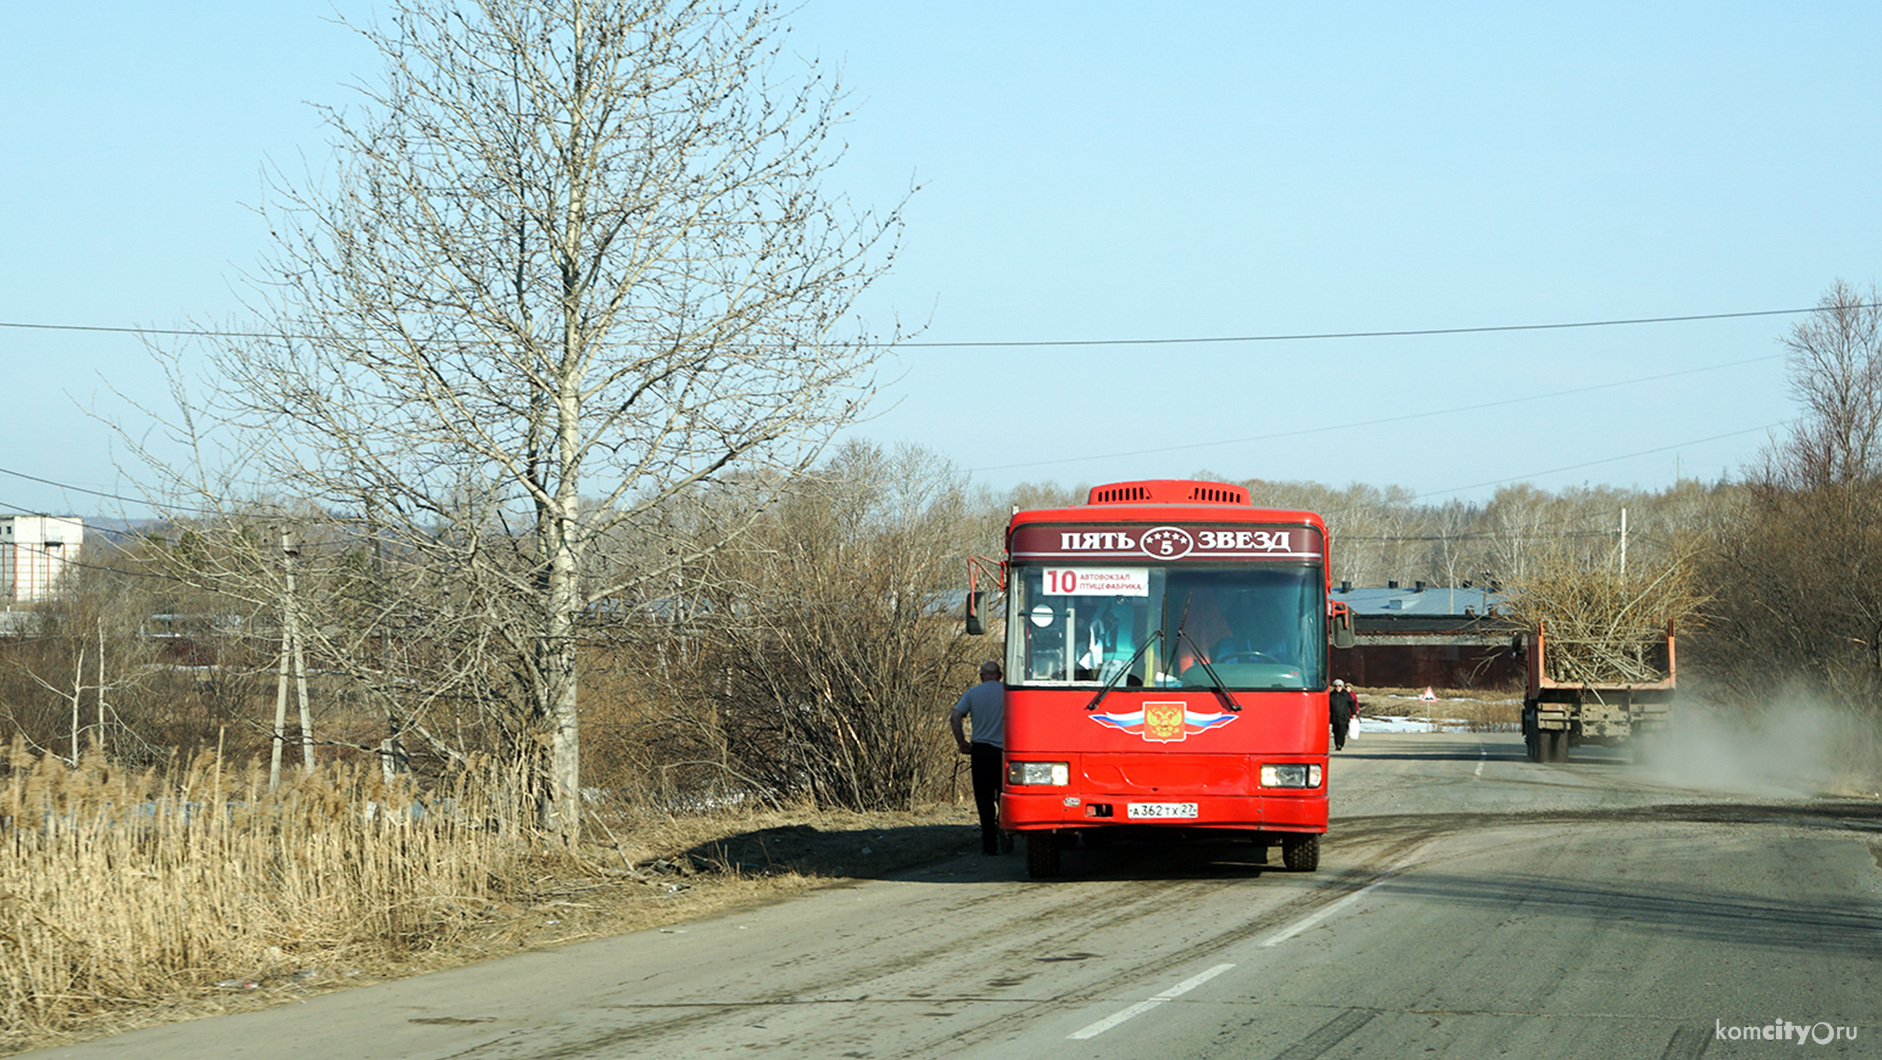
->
[1027,831,1062,878]
[1281,833,1320,872]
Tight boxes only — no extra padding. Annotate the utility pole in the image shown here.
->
[1619,507,1628,581]
[95,619,106,755]
[270,530,314,789]
[367,504,406,781]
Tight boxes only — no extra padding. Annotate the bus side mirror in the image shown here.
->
[1330,603,1356,649]
[965,590,987,635]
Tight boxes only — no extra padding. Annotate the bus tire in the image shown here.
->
[1281,833,1320,872]
[1027,831,1061,878]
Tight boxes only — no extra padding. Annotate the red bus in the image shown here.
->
[970,479,1354,878]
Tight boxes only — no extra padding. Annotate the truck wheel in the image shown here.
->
[1281,834,1320,872]
[1027,831,1061,878]
[1524,729,1541,762]
[1543,730,1568,762]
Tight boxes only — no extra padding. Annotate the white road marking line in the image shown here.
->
[1063,841,1435,1041]
[1066,963,1236,1040]
[1259,840,1435,949]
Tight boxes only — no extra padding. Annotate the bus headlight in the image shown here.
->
[1008,761,1071,786]
[1260,763,1323,788]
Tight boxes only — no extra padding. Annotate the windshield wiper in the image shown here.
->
[1082,629,1163,713]
[1174,597,1242,712]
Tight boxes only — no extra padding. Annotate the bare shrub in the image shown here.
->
[1695,482,1882,717]
[1695,282,1882,720]
[671,443,981,811]
[0,540,278,767]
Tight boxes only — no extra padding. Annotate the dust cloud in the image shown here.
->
[1644,698,1882,799]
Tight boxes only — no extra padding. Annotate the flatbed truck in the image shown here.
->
[1521,620,1675,763]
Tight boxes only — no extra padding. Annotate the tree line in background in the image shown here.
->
[8,279,1882,815]
[11,279,1882,816]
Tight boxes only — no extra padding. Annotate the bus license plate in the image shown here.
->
[1127,802,1198,820]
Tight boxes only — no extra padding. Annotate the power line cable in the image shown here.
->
[1285,421,1790,521]
[0,314,1806,518]
[899,305,1862,348]
[1403,421,1790,503]
[1339,530,1621,542]
[0,466,158,509]
[0,467,230,519]
[0,303,1867,349]
[970,352,1782,473]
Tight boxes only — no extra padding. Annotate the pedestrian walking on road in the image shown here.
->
[951,660,1008,854]
[1329,679,1357,751]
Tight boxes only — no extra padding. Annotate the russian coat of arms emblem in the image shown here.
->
[1142,701,1186,742]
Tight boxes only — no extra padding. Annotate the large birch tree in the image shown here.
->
[147,0,902,841]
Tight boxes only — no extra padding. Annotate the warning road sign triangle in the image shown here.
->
[1419,687,1437,702]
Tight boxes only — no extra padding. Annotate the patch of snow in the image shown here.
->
[1352,714,1512,734]
[1373,694,1522,706]
[1351,715,1437,734]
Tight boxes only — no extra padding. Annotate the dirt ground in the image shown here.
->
[16,800,986,1055]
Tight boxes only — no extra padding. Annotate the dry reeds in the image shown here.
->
[1444,699,1523,732]
[0,736,532,1043]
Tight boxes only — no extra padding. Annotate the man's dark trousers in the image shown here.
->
[969,742,1003,854]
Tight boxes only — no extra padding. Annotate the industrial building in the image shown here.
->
[1329,579,1522,689]
[1,514,84,602]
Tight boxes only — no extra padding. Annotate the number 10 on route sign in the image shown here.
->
[1042,568,1149,596]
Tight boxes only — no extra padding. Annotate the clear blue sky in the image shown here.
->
[4,1,1878,517]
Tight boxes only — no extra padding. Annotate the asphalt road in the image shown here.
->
[30,732,1882,1059]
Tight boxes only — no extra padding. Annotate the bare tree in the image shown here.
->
[1419,499,1480,589]
[1767,280,1882,490]
[12,588,145,766]
[131,0,902,841]
[0,545,219,765]
[1695,281,1882,715]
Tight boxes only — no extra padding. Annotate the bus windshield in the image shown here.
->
[1007,563,1326,691]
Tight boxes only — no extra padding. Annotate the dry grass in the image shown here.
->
[0,738,535,1048]
[1360,687,1523,732]
[1440,699,1524,733]
[0,743,980,1055]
